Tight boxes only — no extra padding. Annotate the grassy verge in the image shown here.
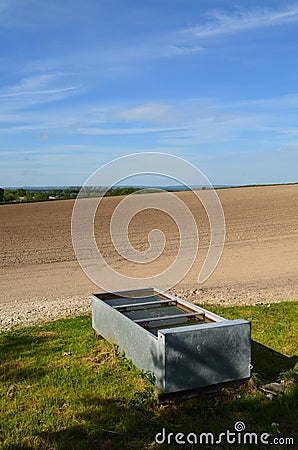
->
[0,302,297,449]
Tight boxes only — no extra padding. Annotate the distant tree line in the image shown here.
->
[0,186,140,204]
[104,186,139,197]
[0,187,80,204]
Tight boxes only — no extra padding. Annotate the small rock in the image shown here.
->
[260,382,286,395]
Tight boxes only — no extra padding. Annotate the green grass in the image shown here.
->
[0,302,297,449]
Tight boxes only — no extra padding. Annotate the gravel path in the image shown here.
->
[0,295,91,332]
[1,283,296,332]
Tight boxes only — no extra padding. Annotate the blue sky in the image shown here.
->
[1,0,298,186]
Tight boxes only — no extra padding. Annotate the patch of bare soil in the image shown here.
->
[1,184,297,330]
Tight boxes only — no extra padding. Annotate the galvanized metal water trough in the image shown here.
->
[92,287,251,394]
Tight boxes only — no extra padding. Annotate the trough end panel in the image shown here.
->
[163,320,251,394]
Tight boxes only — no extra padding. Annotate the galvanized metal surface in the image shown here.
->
[92,287,251,394]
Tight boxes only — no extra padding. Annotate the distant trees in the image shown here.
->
[0,186,140,205]
[3,190,16,203]
[16,188,26,197]
[104,186,139,197]
[33,192,49,202]
[0,188,30,203]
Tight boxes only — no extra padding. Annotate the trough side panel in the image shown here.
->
[92,296,165,390]
[163,320,251,394]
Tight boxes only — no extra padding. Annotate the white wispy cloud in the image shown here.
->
[1,93,298,145]
[0,73,80,97]
[113,102,187,125]
[1,3,297,83]
[113,4,298,61]
[0,73,81,117]
[0,85,80,98]
[5,73,57,91]
[230,93,298,110]
[77,125,189,136]
[7,3,295,85]
[184,5,298,40]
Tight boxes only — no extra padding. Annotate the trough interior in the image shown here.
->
[93,292,215,335]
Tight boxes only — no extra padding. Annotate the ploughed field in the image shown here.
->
[1,184,297,330]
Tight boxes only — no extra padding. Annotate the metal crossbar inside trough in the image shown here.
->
[92,288,251,394]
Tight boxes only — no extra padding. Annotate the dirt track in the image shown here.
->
[1,184,297,329]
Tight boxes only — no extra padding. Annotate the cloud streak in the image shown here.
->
[2,93,298,145]
[0,73,81,119]
[77,125,189,136]
[5,3,296,86]
[184,5,298,40]
[0,85,80,98]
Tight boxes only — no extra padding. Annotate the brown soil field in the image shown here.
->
[1,184,298,318]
